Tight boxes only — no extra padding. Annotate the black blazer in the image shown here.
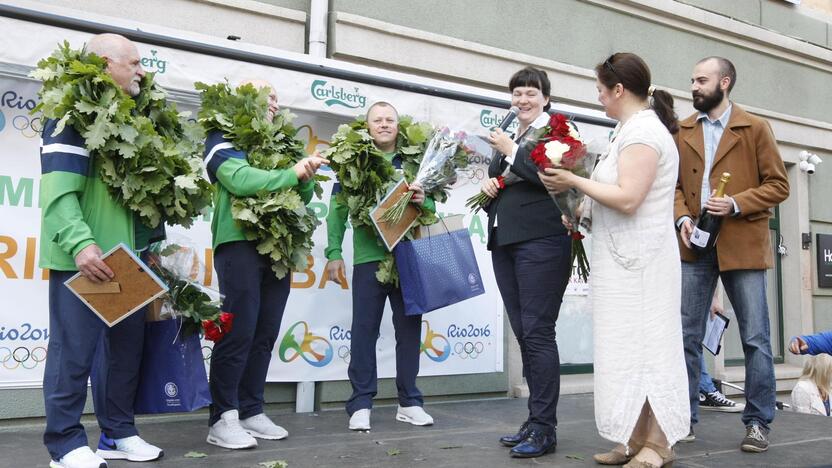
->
[484,133,566,250]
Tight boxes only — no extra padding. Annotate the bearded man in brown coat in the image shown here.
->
[674,56,789,454]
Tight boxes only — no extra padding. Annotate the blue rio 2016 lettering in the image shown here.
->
[0,323,49,341]
[1,91,38,111]
[329,325,351,341]
[447,324,491,339]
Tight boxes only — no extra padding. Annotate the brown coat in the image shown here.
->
[674,104,789,271]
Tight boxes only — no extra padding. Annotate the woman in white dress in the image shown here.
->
[540,52,689,468]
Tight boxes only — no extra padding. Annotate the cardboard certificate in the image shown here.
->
[65,243,168,327]
[370,179,421,251]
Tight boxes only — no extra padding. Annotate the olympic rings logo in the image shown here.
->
[201,345,212,362]
[11,114,42,138]
[454,341,484,360]
[0,346,47,370]
[420,320,451,363]
[278,321,334,368]
[337,345,350,364]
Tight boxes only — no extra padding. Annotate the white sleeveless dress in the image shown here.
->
[589,109,690,445]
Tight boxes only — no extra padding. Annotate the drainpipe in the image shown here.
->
[308,0,328,58]
[296,0,328,414]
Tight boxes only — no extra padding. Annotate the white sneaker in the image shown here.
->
[96,435,163,462]
[207,410,258,449]
[348,408,371,431]
[395,405,434,426]
[240,413,289,440]
[50,446,107,468]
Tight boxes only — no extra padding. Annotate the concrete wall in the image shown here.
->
[329,0,831,123]
[678,0,832,48]
[32,0,309,52]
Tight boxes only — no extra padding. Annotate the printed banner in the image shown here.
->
[0,16,607,387]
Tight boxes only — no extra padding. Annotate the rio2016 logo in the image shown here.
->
[1,91,41,137]
[420,320,450,363]
[310,80,367,109]
[278,321,334,368]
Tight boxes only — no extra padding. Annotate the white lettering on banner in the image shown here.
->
[824,248,832,263]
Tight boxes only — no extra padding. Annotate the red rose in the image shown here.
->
[202,319,224,342]
[529,143,550,171]
[219,312,234,334]
[496,176,506,189]
[571,231,585,241]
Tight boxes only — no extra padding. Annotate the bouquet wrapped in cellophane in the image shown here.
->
[147,236,232,342]
[379,128,464,224]
[528,113,597,282]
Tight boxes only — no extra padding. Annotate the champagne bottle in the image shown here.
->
[690,172,731,255]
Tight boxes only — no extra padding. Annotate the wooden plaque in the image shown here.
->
[64,243,168,327]
[370,179,421,251]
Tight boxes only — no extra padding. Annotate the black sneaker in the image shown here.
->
[679,427,695,443]
[741,424,769,453]
[699,390,744,413]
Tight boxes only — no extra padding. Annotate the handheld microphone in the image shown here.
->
[498,106,520,132]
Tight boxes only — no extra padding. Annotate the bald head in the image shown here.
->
[86,34,144,96]
[239,78,279,121]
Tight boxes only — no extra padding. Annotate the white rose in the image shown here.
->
[544,140,570,166]
[568,125,583,143]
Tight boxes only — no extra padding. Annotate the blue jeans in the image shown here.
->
[698,353,716,394]
[681,250,775,429]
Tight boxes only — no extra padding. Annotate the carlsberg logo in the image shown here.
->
[480,109,519,132]
[311,80,367,109]
[141,50,167,74]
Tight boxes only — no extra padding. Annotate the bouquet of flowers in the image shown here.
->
[528,113,596,282]
[147,237,232,343]
[379,128,463,224]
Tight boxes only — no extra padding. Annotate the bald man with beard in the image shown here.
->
[202,79,327,449]
[40,34,164,468]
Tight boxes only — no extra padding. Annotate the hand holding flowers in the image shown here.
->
[527,113,596,282]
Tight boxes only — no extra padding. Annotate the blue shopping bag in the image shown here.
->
[394,227,485,315]
[134,318,211,414]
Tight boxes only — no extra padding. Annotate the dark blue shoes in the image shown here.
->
[499,422,530,447]
[500,423,557,458]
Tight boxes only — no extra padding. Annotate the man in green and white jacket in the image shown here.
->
[324,102,435,431]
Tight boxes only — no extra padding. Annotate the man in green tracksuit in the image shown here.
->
[324,101,435,431]
[40,33,164,468]
[204,79,327,450]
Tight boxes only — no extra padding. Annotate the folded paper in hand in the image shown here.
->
[702,311,730,356]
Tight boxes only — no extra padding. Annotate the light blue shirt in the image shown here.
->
[697,104,732,209]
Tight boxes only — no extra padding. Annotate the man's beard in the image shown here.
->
[692,85,724,113]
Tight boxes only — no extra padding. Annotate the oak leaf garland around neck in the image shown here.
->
[324,115,441,285]
[196,81,326,279]
[30,41,213,229]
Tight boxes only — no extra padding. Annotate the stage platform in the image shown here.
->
[2,393,831,467]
